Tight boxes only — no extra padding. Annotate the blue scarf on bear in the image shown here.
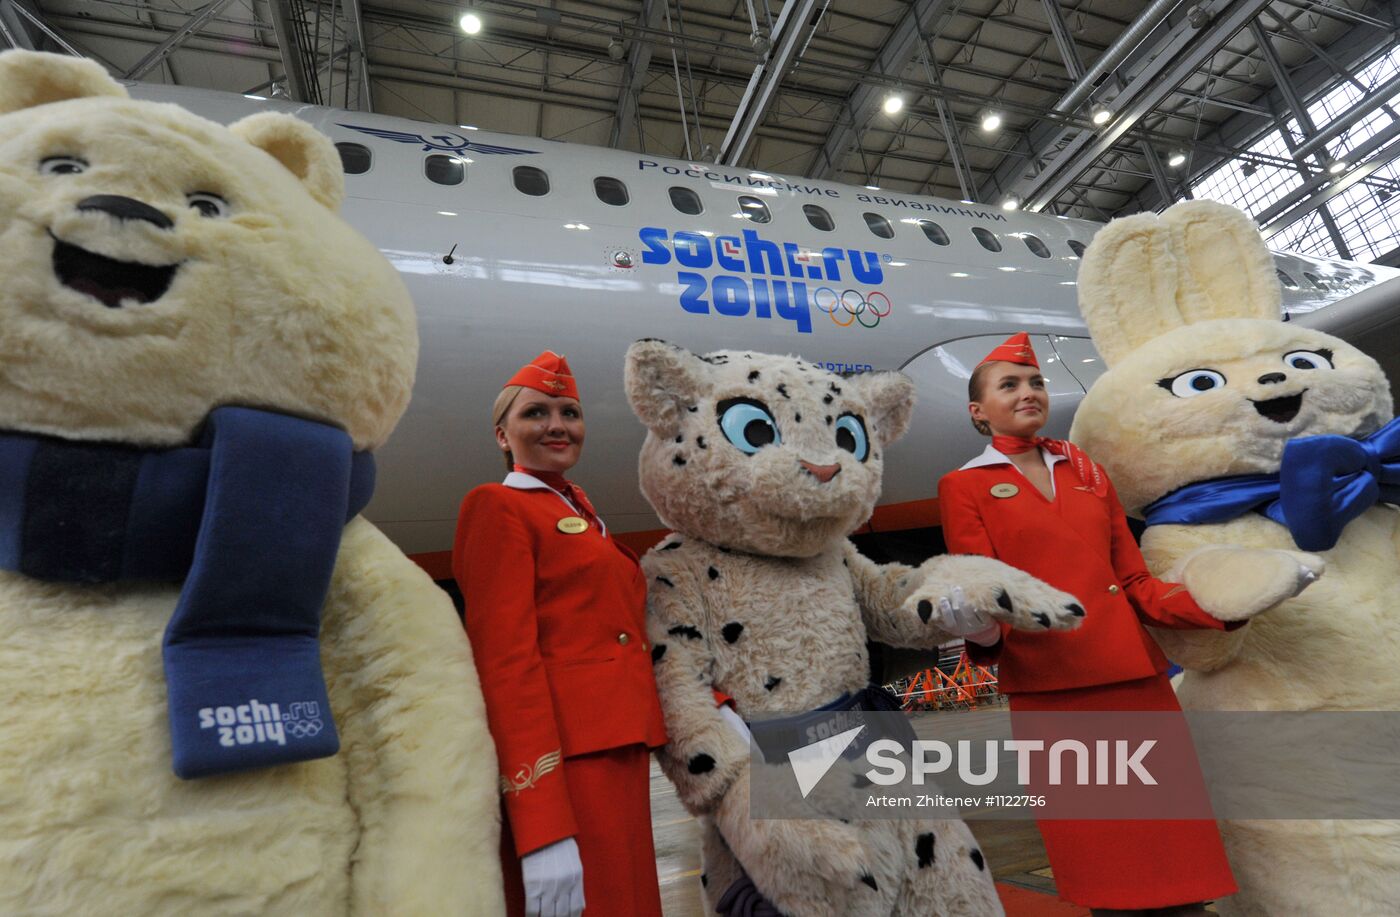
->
[0,406,375,778]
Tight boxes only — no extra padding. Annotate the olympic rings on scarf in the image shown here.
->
[812,287,892,329]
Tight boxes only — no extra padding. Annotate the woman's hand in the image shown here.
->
[932,586,1003,646]
[521,837,585,917]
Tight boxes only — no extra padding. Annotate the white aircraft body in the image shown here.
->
[127,82,1400,574]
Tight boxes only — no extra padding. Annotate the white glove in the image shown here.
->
[938,586,1002,646]
[521,837,585,917]
[719,703,751,743]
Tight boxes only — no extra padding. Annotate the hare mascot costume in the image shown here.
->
[1070,199,1400,916]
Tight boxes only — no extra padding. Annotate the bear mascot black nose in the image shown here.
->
[76,195,173,230]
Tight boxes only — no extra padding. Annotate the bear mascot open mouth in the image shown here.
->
[51,233,178,307]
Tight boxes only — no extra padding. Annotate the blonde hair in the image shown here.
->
[493,385,525,471]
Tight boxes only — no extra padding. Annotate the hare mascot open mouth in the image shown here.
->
[0,50,501,915]
[1070,199,1399,916]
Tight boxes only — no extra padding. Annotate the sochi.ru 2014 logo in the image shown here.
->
[638,227,892,334]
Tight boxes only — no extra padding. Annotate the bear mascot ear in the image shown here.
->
[0,50,126,114]
[229,112,346,211]
[625,339,712,439]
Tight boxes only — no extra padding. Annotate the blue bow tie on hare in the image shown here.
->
[0,406,375,778]
[1143,417,1400,552]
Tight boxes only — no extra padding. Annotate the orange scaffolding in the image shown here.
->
[899,651,1001,711]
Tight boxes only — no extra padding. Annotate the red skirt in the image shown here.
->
[501,744,662,917]
[1010,674,1237,909]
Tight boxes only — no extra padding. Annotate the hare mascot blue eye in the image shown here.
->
[0,50,501,915]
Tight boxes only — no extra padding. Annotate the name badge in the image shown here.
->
[990,483,1019,499]
[557,516,589,534]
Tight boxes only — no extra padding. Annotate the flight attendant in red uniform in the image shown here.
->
[454,352,667,917]
[936,333,1238,917]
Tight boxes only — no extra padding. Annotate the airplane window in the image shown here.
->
[513,166,550,197]
[738,195,771,223]
[972,227,1002,252]
[424,154,465,186]
[804,204,835,231]
[594,176,629,206]
[1276,269,1298,289]
[1303,271,1324,289]
[335,142,371,175]
[669,186,703,215]
[918,220,949,245]
[864,212,894,239]
[1067,239,1086,258]
[1023,234,1051,259]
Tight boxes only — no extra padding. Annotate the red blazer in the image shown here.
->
[453,475,666,857]
[938,448,1233,694]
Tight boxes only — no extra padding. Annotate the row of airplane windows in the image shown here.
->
[335,142,1374,291]
[334,142,1085,260]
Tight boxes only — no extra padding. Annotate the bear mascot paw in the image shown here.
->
[0,50,502,916]
[1069,198,1400,915]
[625,340,1085,917]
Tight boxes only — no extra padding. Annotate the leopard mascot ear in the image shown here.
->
[625,339,713,439]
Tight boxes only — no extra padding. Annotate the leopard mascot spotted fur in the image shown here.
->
[625,340,1084,917]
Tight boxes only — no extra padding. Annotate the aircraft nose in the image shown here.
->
[800,460,841,483]
[77,195,174,230]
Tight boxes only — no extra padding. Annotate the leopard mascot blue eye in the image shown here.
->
[717,398,780,454]
[834,413,869,461]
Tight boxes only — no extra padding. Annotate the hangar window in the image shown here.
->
[513,166,551,197]
[1022,234,1051,259]
[669,186,703,215]
[424,154,465,186]
[972,227,1002,252]
[918,220,949,245]
[1303,271,1324,289]
[804,204,835,231]
[864,212,894,239]
[594,176,629,206]
[1276,269,1299,289]
[737,195,771,223]
[1067,239,1087,258]
[335,142,371,175]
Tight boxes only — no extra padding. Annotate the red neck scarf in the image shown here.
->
[990,436,1108,497]
[515,465,600,527]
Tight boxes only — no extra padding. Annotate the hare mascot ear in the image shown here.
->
[1078,200,1280,366]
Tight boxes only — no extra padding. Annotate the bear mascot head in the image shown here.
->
[0,50,502,915]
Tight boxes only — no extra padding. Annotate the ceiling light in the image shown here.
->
[1090,104,1112,126]
[882,94,905,115]
[459,124,479,131]
[607,36,625,60]
[1001,196,1021,211]
[980,110,1003,132]
[459,12,483,34]
[1167,150,1187,168]
[1328,160,1348,175]
[1241,162,1257,177]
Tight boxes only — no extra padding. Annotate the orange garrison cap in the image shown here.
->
[505,351,579,400]
[979,331,1039,369]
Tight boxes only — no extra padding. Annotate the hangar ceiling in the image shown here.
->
[7,0,1397,233]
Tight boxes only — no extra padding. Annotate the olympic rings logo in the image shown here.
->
[812,287,892,329]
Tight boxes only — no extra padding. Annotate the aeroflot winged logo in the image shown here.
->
[337,124,540,155]
[638,227,891,334]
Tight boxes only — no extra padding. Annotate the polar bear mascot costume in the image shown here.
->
[1069,199,1400,916]
[0,50,502,915]
[625,340,1089,917]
